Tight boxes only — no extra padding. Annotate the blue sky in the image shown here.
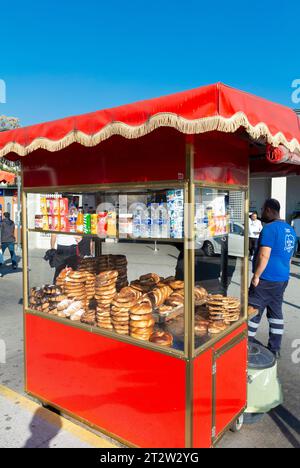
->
[1,0,300,126]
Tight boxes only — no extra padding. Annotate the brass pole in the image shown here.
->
[21,167,28,390]
[184,141,195,448]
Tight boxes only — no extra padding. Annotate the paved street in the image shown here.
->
[0,249,299,448]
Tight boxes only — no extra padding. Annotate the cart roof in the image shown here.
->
[0,82,300,158]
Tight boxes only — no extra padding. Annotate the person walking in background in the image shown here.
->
[249,211,263,260]
[248,199,296,359]
[0,245,3,278]
[291,213,300,256]
[0,212,18,271]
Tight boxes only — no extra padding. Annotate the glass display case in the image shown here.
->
[25,183,247,356]
[26,186,186,354]
[193,186,247,352]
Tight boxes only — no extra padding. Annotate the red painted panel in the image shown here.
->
[23,128,186,188]
[193,349,213,448]
[25,314,186,448]
[194,132,249,185]
[214,323,247,351]
[215,338,248,435]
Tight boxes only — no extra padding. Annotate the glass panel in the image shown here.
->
[194,187,245,350]
[26,188,185,353]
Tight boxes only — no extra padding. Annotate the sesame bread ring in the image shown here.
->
[97,298,114,305]
[130,302,153,315]
[130,281,145,293]
[130,318,155,329]
[169,280,184,290]
[97,270,118,281]
[66,276,86,284]
[130,327,153,335]
[113,325,129,330]
[65,285,85,292]
[150,331,173,347]
[136,294,153,307]
[112,318,130,325]
[130,328,154,336]
[97,317,113,324]
[139,273,160,285]
[114,329,129,335]
[130,313,153,321]
[175,289,185,298]
[112,294,137,307]
[110,305,130,313]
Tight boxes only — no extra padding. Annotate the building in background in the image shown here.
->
[0,116,22,247]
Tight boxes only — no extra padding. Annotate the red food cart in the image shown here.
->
[0,83,299,448]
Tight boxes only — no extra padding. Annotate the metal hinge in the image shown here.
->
[212,426,216,438]
[213,363,217,375]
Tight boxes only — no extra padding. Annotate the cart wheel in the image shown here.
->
[203,241,215,257]
[230,414,244,432]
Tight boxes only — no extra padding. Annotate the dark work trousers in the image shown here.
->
[248,279,288,353]
[249,237,259,257]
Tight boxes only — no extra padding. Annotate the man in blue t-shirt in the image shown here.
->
[248,198,297,359]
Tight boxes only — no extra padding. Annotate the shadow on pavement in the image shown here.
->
[23,407,62,448]
[0,267,23,277]
[269,405,300,448]
[283,299,300,310]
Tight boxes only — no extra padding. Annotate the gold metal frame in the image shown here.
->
[23,180,185,194]
[22,164,250,448]
[211,330,248,445]
[184,143,195,447]
[25,308,186,360]
[212,406,247,447]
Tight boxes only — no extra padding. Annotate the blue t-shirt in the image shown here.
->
[258,220,296,282]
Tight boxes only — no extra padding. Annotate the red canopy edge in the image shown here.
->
[267,145,300,165]
[1,83,300,158]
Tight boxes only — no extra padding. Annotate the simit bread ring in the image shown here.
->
[139,273,160,285]
[169,280,184,290]
[130,313,153,321]
[150,330,173,347]
[130,302,152,315]
[130,318,155,329]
